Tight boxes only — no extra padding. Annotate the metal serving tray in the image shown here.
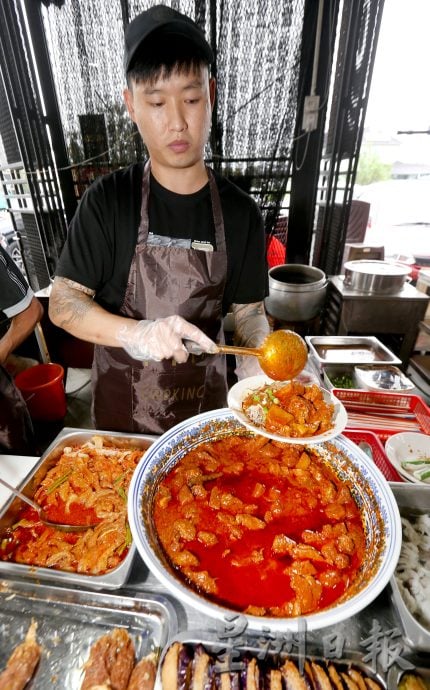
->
[389,483,430,652]
[0,427,155,590]
[0,577,177,689]
[154,633,387,690]
[306,336,402,368]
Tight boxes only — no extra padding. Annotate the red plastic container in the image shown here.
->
[332,389,430,441]
[342,429,404,482]
[15,363,66,421]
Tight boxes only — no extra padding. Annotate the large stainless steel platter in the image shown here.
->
[0,427,155,590]
[0,577,177,689]
[306,336,402,368]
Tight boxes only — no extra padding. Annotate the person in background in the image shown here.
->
[0,245,43,453]
[49,4,270,435]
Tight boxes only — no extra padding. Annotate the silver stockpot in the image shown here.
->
[343,260,411,294]
[265,263,327,321]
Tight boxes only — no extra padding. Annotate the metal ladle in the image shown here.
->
[0,476,96,532]
[215,329,308,381]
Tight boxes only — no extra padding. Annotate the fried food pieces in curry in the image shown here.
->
[242,381,334,438]
[0,621,41,690]
[154,435,366,617]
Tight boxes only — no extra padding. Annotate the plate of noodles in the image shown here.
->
[227,374,347,443]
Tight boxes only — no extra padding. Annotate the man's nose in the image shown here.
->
[168,104,187,131]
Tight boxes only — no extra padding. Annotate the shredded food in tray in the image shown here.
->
[0,436,144,575]
[242,381,335,438]
[395,513,430,629]
[154,435,366,617]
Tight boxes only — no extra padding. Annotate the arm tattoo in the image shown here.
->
[62,278,95,296]
[51,277,96,329]
[232,301,270,348]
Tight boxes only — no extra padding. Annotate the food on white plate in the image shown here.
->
[0,620,41,690]
[160,642,384,690]
[0,436,145,575]
[80,627,156,690]
[154,435,367,617]
[241,380,334,438]
[395,513,430,629]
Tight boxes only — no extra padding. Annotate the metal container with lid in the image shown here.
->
[265,263,327,321]
[343,260,411,294]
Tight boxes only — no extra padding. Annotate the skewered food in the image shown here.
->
[160,642,384,690]
[0,621,41,690]
[0,436,145,575]
[80,628,156,690]
[242,381,334,438]
[154,435,366,616]
[127,653,157,690]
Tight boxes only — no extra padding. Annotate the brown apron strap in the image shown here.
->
[138,161,225,251]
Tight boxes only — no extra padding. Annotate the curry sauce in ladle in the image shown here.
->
[216,329,308,380]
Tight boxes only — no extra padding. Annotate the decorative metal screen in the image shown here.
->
[40,0,305,232]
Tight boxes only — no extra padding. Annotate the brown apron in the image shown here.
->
[0,366,34,454]
[92,162,228,434]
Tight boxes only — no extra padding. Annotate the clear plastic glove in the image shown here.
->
[116,316,217,363]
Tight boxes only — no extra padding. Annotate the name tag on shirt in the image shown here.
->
[191,240,214,252]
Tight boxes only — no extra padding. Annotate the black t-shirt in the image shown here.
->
[56,164,268,315]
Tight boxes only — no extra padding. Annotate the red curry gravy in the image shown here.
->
[153,435,366,617]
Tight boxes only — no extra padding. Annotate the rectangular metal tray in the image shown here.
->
[0,427,156,590]
[306,336,402,367]
[389,483,430,652]
[0,577,177,689]
[154,633,387,690]
[322,363,359,390]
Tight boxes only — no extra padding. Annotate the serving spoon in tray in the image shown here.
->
[0,476,96,532]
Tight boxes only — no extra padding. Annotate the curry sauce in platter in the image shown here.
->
[153,435,367,617]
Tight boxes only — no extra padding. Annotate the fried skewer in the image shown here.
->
[0,621,41,690]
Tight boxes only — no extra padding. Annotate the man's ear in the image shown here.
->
[123,88,136,122]
[209,78,216,109]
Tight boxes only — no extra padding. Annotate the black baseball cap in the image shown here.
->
[124,4,214,73]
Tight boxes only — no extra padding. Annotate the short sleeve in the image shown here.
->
[0,246,33,317]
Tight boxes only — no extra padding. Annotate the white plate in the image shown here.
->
[385,432,430,484]
[227,374,348,444]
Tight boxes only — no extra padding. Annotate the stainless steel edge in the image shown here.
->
[0,428,157,590]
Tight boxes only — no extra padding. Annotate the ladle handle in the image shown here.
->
[0,476,40,512]
[215,344,261,357]
[184,340,261,357]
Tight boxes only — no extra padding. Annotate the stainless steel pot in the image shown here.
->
[265,263,327,321]
[343,260,411,294]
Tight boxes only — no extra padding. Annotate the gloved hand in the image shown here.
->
[116,316,217,363]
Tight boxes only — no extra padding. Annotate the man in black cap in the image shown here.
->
[49,4,270,435]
